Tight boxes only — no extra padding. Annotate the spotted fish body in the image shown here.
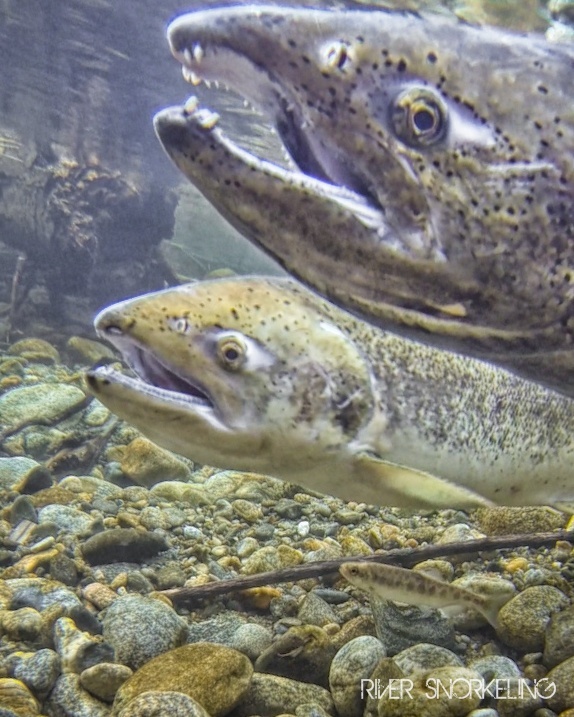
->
[339,561,513,629]
[86,276,574,510]
[155,5,574,395]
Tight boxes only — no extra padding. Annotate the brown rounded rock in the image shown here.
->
[497,586,569,651]
[113,643,253,717]
[545,655,574,713]
[110,437,191,488]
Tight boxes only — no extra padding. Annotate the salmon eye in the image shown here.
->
[391,87,447,147]
[216,335,247,370]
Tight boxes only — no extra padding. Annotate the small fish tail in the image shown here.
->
[477,592,512,631]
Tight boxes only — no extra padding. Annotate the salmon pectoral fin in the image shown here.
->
[353,452,495,510]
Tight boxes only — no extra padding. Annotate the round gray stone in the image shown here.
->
[102,595,187,670]
[329,636,386,717]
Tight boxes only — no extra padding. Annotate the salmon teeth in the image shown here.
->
[182,66,202,86]
[183,48,193,66]
[192,43,204,63]
[195,108,220,129]
[183,95,199,115]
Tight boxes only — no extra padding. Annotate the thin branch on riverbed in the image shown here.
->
[160,529,572,604]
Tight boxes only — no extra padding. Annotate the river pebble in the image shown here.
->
[45,673,110,717]
[113,643,253,716]
[80,663,133,702]
[393,643,463,675]
[545,656,574,713]
[0,677,41,717]
[109,436,192,487]
[8,648,61,698]
[234,673,334,717]
[255,625,336,687]
[542,605,574,668]
[0,383,87,427]
[102,595,187,669]
[329,636,386,717]
[81,528,168,564]
[116,691,211,717]
[229,622,273,660]
[497,586,570,651]
[54,616,115,673]
[369,598,457,654]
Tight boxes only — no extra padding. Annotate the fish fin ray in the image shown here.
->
[353,452,494,510]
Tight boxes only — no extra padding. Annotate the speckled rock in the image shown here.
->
[331,616,376,651]
[113,643,253,716]
[494,677,543,717]
[9,648,61,698]
[435,523,485,544]
[49,553,79,587]
[102,595,187,670]
[393,643,463,676]
[469,655,521,682]
[329,636,386,717]
[0,607,43,642]
[0,457,51,493]
[363,657,405,717]
[474,506,566,535]
[497,586,570,651]
[154,563,186,590]
[204,470,287,502]
[116,691,211,717]
[149,481,210,506]
[6,578,82,613]
[544,656,574,713]
[234,673,334,717]
[230,623,273,661]
[109,437,191,488]
[66,336,114,364]
[54,616,115,674]
[232,498,263,522]
[9,495,38,525]
[80,663,133,703]
[242,545,304,574]
[543,606,574,668]
[9,338,60,363]
[255,625,336,687]
[81,529,168,565]
[82,583,119,610]
[45,673,110,717]
[186,611,248,646]
[295,704,333,717]
[369,599,457,655]
[38,505,97,536]
[297,593,340,627]
[375,666,483,717]
[0,383,87,427]
[0,678,40,717]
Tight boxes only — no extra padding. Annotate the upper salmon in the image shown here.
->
[156,5,574,394]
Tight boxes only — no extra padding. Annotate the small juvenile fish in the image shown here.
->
[340,561,512,629]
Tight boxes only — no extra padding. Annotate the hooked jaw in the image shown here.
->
[165,7,392,212]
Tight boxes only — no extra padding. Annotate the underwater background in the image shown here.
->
[1,1,574,716]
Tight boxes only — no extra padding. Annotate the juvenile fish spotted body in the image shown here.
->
[340,561,512,629]
[86,276,574,510]
[155,5,574,395]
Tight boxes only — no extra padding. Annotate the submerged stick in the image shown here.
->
[5,252,26,343]
[160,529,572,604]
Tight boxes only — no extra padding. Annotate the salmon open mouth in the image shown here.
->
[86,340,213,409]
[162,11,388,219]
